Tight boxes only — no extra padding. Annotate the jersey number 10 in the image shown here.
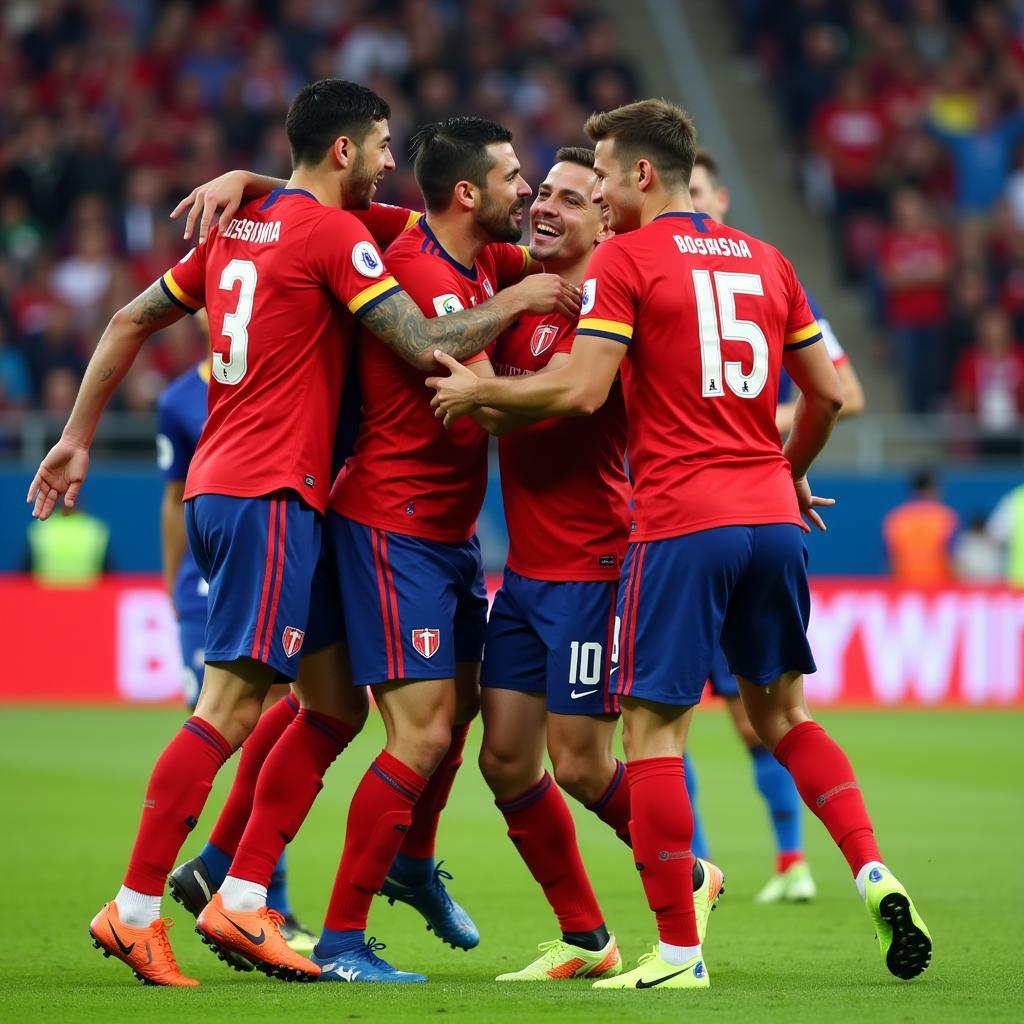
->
[693,270,768,399]
[214,259,257,385]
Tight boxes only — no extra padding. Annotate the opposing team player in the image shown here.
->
[428,99,932,991]
[472,146,722,982]
[683,148,867,903]
[29,80,576,988]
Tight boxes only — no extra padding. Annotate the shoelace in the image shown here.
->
[636,948,659,967]
[150,917,182,977]
[266,908,286,929]
[430,861,458,908]
[362,936,389,968]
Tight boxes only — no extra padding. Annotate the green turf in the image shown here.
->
[1,706,1021,1023]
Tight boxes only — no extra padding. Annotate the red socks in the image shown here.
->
[124,717,234,894]
[230,708,355,887]
[774,720,881,875]
[586,758,632,846]
[323,751,427,931]
[626,757,699,946]
[208,693,298,855]
[497,773,605,934]
[398,721,470,860]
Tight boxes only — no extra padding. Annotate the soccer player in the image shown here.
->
[428,99,932,990]
[473,146,723,982]
[684,148,867,903]
[29,80,576,988]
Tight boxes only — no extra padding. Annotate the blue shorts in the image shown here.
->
[185,492,321,680]
[708,647,739,698]
[482,569,619,716]
[333,516,488,686]
[613,525,816,707]
[304,524,345,654]
[178,614,206,709]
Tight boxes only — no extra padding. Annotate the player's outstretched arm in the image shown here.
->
[361,275,581,373]
[171,169,287,242]
[27,282,186,520]
[777,358,865,433]
[464,356,564,436]
[427,335,624,428]
[781,339,843,531]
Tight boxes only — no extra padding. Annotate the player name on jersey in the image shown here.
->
[220,218,282,243]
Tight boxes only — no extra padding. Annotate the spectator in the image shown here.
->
[25,302,84,399]
[0,318,32,410]
[952,514,1003,582]
[952,306,1024,457]
[987,483,1024,586]
[878,187,954,413]
[50,221,115,329]
[883,469,959,585]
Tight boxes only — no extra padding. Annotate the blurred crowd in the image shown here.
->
[736,0,1024,448]
[0,0,639,421]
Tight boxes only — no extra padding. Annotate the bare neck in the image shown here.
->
[424,210,489,270]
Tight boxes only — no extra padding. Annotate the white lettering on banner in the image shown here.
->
[117,590,184,702]
[806,587,1024,706]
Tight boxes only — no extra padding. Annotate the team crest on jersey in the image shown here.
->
[530,323,559,357]
[433,293,465,316]
[580,277,596,315]
[282,626,305,658]
[352,241,384,278]
[411,627,440,659]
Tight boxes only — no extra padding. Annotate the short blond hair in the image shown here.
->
[585,99,697,186]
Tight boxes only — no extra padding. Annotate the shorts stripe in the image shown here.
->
[603,584,618,714]
[621,543,647,698]
[380,531,405,679]
[251,496,281,660]
[371,528,396,680]
[259,498,288,662]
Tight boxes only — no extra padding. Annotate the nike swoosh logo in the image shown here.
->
[570,689,599,699]
[609,665,619,675]
[108,921,135,957]
[636,968,689,988]
[193,869,212,903]
[223,915,266,945]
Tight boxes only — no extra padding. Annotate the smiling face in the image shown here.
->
[592,138,644,233]
[529,160,605,265]
[347,118,396,209]
[475,141,533,242]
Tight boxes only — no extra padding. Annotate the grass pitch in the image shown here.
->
[1,705,1021,1023]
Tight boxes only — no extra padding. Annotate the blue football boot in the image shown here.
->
[380,860,480,950]
[312,937,426,983]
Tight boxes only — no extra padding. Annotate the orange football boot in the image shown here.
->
[196,892,320,982]
[89,901,199,987]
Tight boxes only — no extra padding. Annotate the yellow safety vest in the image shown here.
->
[28,513,109,587]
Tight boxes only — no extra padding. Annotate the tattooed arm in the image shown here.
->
[361,273,581,372]
[27,281,187,519]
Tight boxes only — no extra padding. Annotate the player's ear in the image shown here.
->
[452,180,476,211]
[332,135,355,169]
[636,159,654,192]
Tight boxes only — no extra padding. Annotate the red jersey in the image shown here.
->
[575,212,821,542]
[163,188,401,512]
[330,220,531,541]
[492,311,630,581]
[354,203,422,249]
[879,226,952,326]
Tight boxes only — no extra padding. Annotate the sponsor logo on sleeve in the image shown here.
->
[580,277,596,315]
[432,293,465,316]
[352,241,384,278]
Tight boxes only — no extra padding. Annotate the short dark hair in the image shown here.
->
[693,148,720,185]
[911,468,937,494]
[285,79,391,168]
[585,99,698,187]
[409,116,513,212]
[554,146,595,169]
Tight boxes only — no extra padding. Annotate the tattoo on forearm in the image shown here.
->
[126,281,178,327]
[100,367,116,382]
[362,292,508,366]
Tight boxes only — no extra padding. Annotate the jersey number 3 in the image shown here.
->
[693,270,768,399]
[214,259,257,385]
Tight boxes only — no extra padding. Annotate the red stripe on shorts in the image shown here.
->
[621,543,647,697]
[379,530,405,679]
[251,496,281,659]
[371,528,396,680]
[260,497,288,662]
[603,582,618,714]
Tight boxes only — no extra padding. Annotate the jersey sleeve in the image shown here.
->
[488,243,533,288]
[155,392,194,482]
[353,203,422,249]
[160,241,209,314]
[783,263,823,351]
[309,211,402,319]
[574,241,638,346]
